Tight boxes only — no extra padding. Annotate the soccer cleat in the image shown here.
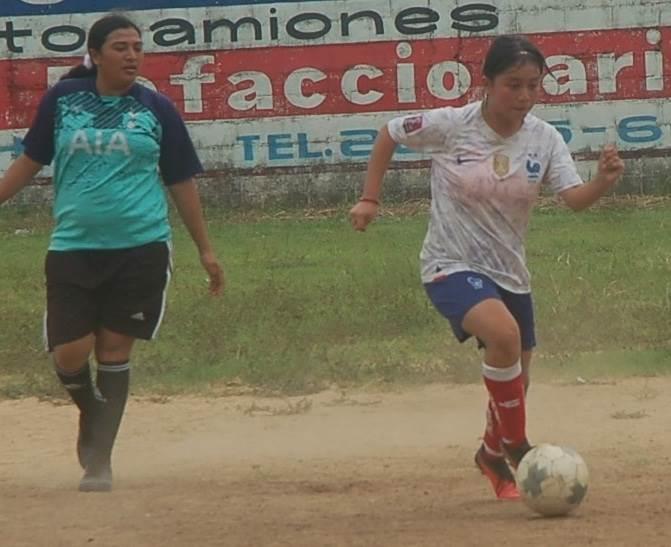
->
[501,440,533,469]
[79,461,113,492]
[474,445,520,500]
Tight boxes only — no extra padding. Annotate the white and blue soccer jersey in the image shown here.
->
[388,101,583,293]
[23,77,203,251]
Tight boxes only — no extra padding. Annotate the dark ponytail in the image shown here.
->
[61,14,141,80]
[61,64,97,80]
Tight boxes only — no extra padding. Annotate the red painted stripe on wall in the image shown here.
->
[1,27,669,131]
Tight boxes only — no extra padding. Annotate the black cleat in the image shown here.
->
[501,440,533,469]
[79,462,113,492]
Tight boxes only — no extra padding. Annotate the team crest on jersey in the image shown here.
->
[493,153,510,177]
[403,115,424,135]
[526,156,542,182]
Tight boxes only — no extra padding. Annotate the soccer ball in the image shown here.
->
[516,443,589,517]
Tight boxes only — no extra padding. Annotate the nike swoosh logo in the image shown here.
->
[456,157,476,164]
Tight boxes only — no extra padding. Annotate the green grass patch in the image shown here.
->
[1,200,671,398]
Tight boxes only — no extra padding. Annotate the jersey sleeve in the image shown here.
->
[387,107,455,151]
[544,128,583,194]
[155,96,204,185]
[22,86,59,165]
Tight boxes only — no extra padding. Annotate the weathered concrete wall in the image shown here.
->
[1,0,670,206]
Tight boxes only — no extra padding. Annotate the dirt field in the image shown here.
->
[1,377,670,547]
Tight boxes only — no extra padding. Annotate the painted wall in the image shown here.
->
[1,0,670,205]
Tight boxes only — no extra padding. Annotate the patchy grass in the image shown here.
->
[1,198,671,398]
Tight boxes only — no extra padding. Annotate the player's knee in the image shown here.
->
[52,337,94,372]
[95,347,132,363]
[95,331,135,362]
[487,323,521,365]
[95,343,132,363]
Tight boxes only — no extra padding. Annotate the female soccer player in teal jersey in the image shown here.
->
[350,36,624,500]
[0,14,223,492]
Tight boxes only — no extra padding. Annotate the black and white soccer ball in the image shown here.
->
[516,443,589,517]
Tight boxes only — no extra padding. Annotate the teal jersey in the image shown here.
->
[23,77,203,250]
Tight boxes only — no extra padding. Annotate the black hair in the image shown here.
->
[61,14,141,80]
[483,35,546,80]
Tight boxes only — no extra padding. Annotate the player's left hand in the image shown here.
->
[200,250,224,296]
[596,144,625,186]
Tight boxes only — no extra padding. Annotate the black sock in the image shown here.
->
[55,362,102,413]
[95,361,130,464]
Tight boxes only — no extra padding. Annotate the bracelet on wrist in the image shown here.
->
[359,197,380,206]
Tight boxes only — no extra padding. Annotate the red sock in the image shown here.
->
[482,398,503,458]
[482,361,527,448]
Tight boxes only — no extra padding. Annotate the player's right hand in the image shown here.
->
[349,200,379,231]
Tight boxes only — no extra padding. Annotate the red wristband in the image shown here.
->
[359,197,380,206]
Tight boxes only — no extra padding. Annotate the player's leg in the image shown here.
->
[473,288,536,468]
[78,329,135,493]
[480,320,534,495]
[469,288,536,498]
[94,329,134,464]
[424,271,519,498]
[79,242,171,492]
[478,351,533,468]
[462,298,531,467]
[94,329,134,468]
[45,251,104,472]
[483,288,535,428]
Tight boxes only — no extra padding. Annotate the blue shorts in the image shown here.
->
[424,271,536,351]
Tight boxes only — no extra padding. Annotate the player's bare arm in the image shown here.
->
[559,144,625,211]
[168,178,224,296]
[349,125,396,232]
[0,154,43,204]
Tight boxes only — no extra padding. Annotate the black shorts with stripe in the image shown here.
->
[44,241,171,351]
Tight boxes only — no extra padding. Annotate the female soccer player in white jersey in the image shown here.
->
[0,14,223,492]
[350,35,624,500]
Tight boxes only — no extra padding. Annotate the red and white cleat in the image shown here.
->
[475,445,520,500]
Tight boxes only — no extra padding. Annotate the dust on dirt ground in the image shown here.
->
[1,377,669,547]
